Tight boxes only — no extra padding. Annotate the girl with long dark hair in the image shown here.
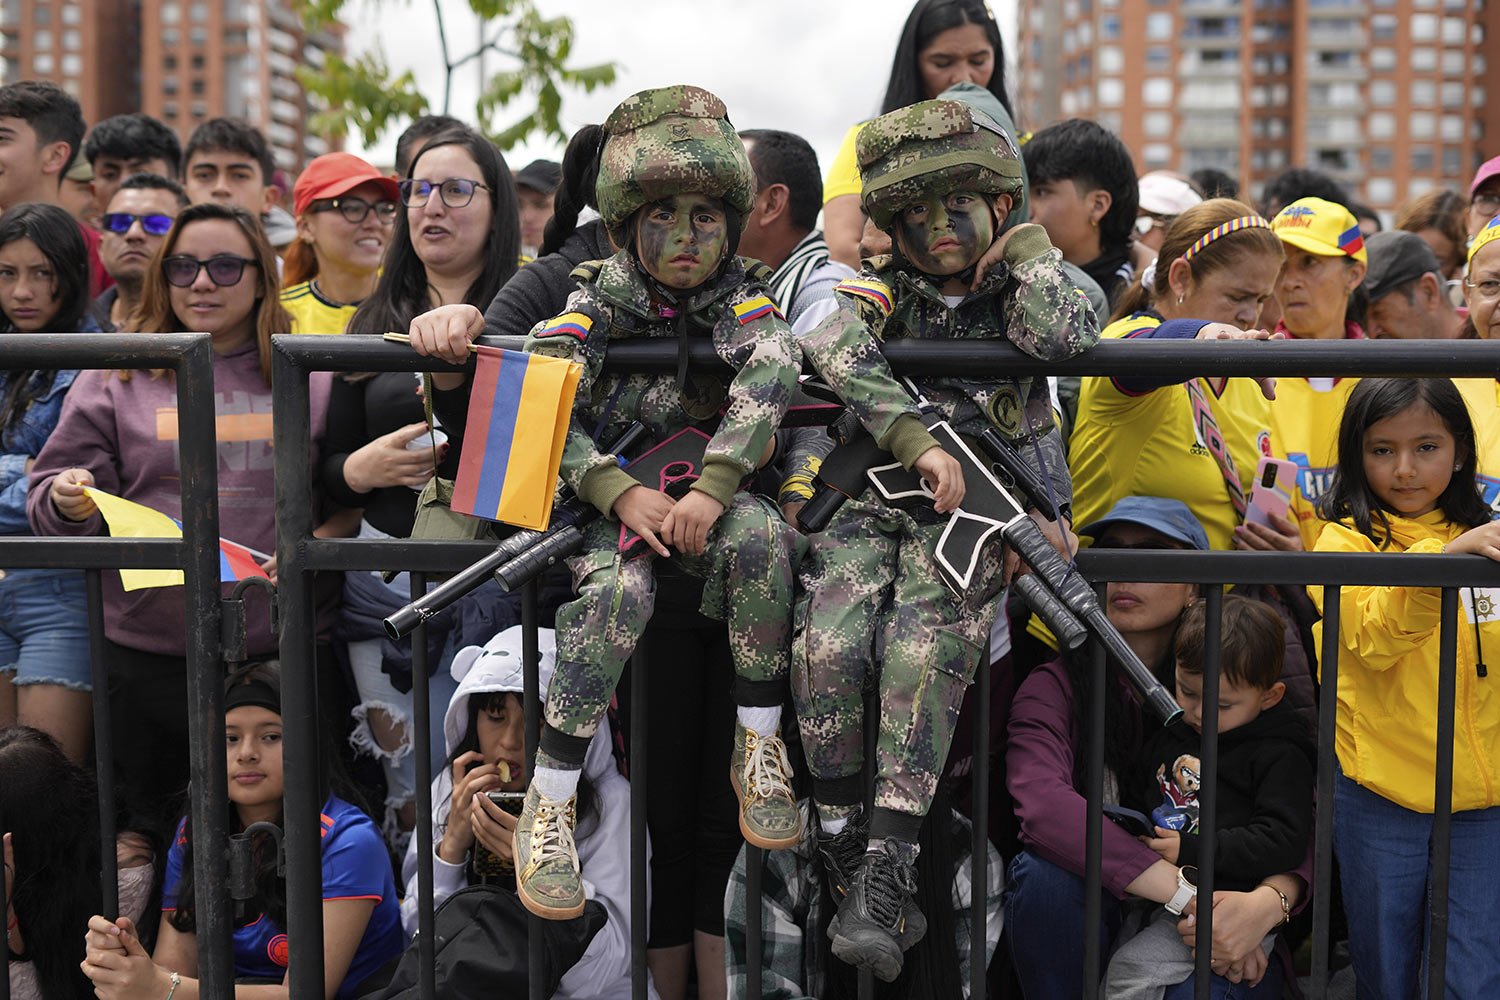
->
[82,663,404,1000]
[0,203,99,763]
[823,0,1014,267]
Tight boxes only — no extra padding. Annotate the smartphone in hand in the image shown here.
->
[1246,456,1297,529]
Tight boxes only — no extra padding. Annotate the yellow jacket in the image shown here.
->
[1313,512,1500,813]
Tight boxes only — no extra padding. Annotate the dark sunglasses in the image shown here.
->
[102,213,175,236]
[162,254,257,288]
[311,196,398,224]
[398,177,491,209]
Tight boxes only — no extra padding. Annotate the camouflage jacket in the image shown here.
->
[525,250,800,516]
[798,223,1098,507]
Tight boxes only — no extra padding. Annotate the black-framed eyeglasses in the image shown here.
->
[102,213,175,236]
[1473,192,1500,215]
[311,196,398,224]
[162,254,257,288]
[398,177,491,209]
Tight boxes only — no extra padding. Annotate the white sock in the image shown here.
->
[532,764,581,802]
[818,808,851,837]
[737,704,781,736]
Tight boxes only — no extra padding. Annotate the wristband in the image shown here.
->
[1258,881,1291,926]
[1164,865,1198,916]
[164,971,182,1000]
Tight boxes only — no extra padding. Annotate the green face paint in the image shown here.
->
[894,190,995,277]
[634,194,729,290]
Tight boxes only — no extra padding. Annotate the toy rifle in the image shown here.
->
[383,421,650,640]
[801,381,1182,726]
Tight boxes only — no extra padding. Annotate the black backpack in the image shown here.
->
[374,884,607,999]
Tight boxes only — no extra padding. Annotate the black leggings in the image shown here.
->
[618,567,743,945]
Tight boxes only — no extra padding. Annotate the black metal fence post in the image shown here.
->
[86,569,117,919]
[173,333,234,995]
[1427,588,1460,998]
[408,572,436,1000]
[270,343,325,1000]
[1309,586,1341,1000]
[1194,586,1222,1000]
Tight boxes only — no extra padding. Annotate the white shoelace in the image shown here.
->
[530,796,580,871]
[744,731,795,803]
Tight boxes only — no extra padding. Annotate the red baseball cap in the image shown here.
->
[292,153,399,218]
[1470,155,1500,196]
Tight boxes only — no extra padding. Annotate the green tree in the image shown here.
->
[295,0,617,152]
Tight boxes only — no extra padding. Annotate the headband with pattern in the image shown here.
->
[1181,215,1272,263]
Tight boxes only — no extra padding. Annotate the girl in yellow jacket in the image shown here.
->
[1312,376,1500,999]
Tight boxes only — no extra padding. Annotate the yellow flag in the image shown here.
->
[84,487,185,590]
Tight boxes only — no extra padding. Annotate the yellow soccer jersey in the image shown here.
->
[280,280,358,335]
[1268,377,1358,550]
[1459,377,1500,519]
[1069,314,1272,551]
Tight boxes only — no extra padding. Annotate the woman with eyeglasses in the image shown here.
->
[0,204,101,765]
[27,202,335,831]
[281,153,400,335]
[1456,217,1500,516]
[326,126,523,851]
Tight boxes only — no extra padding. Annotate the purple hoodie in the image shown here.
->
[1007,657,1161,898]
[27,341,332,657]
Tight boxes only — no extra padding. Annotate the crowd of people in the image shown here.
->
[2,0,1500,998]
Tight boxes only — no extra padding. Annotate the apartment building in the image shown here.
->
[1016,0,1500,215]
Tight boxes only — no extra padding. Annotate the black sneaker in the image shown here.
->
[815,807,868,901]
[829,841,926,982]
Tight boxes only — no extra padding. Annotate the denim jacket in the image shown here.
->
[1,368,80,536]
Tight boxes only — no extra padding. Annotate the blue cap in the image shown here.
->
[1077,496,1210,551]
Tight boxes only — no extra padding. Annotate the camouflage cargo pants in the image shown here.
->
[792,498,993,819]
[546,491,799,738]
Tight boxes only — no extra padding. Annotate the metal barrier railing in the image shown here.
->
[176,333,1500,999]
[0,334,231,998]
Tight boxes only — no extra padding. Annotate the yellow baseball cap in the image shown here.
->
[1270,197,1367,263]
[1468,213,1500,265]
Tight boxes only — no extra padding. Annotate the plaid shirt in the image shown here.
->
[725,803,1003,999]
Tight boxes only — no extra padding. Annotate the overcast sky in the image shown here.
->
[350,0,1019,178]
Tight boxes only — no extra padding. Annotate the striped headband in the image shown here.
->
[1181,215,1272,262]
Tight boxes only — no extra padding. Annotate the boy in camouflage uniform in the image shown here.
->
[794,99,1099,978]
[514,85,804,921]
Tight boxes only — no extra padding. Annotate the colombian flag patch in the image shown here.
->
[535,311,593,341]
[733,295,782,325]
[835,278,894,316]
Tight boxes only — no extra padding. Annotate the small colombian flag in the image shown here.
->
[732,296,782,325]
[83,487,271,591]
[451,346,582,531]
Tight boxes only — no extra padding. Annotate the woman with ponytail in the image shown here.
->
[1068,199,1288,552]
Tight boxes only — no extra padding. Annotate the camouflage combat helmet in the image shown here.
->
[857,98,1023,230]
[596,85,755,242]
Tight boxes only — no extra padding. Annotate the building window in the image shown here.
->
[1146,46,1171,69]
[1411,147,1435,171]
[33,28,51,48]
[1143,143,1173,167]
[1442,114,1464,140]
[32,2,48,23]
[62,28,78,50]
[1442,16,1466,43]
[1099,45,1123,73]
[1100,15,1121,39]
[1370,80,1396,106]
[163,101,178,119]
[164,54,177,69]
[1143,77,1173,105]
[1370,47,1396,72]
[1146,12,1173,38]
[1368,113,1395,139]
[161,1,180,23]
[1366,178,1395,204]
[60,2,79,24]
[32,53,52,73]
[1144,111,1173,137]
[1444,146,1463,176]
[1411,47,1437,71]
[190,78,205,96]
[60,52,79,75]
[1411,79,1437,105]
[1410,14,1437,40]
[1411,111,1436,138]
[1442,82,1465,108]
[190,2,207,21]
[1097,78,1123,107]
[1371,14,1397,39]
[1370,147,1393,170]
